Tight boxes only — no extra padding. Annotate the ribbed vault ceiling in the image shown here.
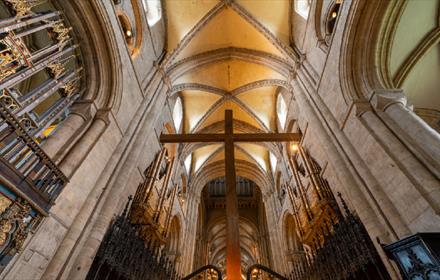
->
[165,0,293,181]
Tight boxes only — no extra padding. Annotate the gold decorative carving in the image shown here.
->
[3,0,46,16]
[18,113,38,132]
[0,34,32,82]
[0,199,32,252]
[61,81,77,97]
[50,22,72,45]
[47,62,65,79]
[0,195,12,217]
[0,89,20,111]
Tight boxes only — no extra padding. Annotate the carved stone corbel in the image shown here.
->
[354,100,372,117]
[370,89,407,112]
[95,109,111,127]
[69,101,94,122]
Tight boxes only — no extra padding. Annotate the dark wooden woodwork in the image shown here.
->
[86,200,180,280]
[160,133,301,143]
[224,110,242,279]
[0,102,67,213]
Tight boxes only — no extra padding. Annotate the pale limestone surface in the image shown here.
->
[2,1,440,280]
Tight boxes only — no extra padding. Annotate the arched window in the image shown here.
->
[294,0,311,19]
[270,152,277,174]
[277,94,288,130]
[142,0,162,27]
[117,12,135,51]
[326,1,342,35]
[172,97,183,132]
[184,154,192,175]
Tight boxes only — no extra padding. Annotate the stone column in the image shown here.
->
[59,110,110,178]
[261,192,286,274]
[370,90,440,180]
[41,102,93,161]
[293,79,404,278]
[65,87,168,280]
[42,77,165,280]
[365,90,440,221]
[182,193,199,274]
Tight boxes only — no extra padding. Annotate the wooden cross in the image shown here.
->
[160,110,301,280]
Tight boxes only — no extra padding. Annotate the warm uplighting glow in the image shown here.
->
[332,12,338,18]
[126,30,132,37]
[291,143,299,152]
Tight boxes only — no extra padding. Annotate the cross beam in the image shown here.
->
[160,133,301,143]
[160,110,300,280]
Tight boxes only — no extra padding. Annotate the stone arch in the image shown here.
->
[54,1,122,111]
[192,160,271,197]
[282,212,302,263]
[339,0,440,176]
[339,0,391,103]
[39,1,123,168]
[167,215,182,263]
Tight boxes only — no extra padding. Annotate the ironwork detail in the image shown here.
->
[246,264,287,280]
[2,0,46,16]
[287,193,390,280]
[49,22,72,45]
[182,265,222,280]
[0,102,68,210]
[47,62,65,79]
[86,198,181,280]
[0,33,32,82]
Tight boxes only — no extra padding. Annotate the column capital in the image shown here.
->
[370,89,407,112]
[353,100,372,117]
[69,101,95,121]
[95,109,111,126]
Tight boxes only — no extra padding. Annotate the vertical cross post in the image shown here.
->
[224,110,242,279]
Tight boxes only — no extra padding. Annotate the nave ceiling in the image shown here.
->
[164,0,296,185]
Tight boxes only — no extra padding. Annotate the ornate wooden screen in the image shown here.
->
[87,149,181,280]
[86,199,180,280]
[286,147,390,280]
